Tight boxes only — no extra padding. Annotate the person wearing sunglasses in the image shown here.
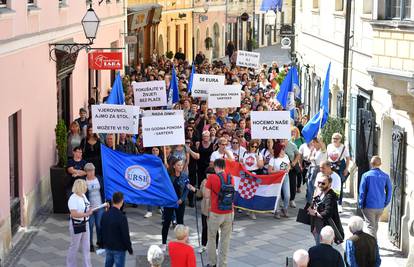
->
[307,174,344,246]
[327,133,350,212]
[240,140,264,174]
[209,137,234,167]
[229,136,246,162]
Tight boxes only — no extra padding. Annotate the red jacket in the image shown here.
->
[168,241,196,267]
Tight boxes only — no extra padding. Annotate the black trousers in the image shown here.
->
[289,169,297,201]
[162,203,185,244]
[187,173,197,206]
[201,214,219,247]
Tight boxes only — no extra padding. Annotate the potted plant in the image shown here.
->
[50,119,69,213]
[320,116,346,146]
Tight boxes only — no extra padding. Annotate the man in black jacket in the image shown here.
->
[308,174,344,245]
[308,226,345,267]
[345,216,381,267]
[100,192,133,267]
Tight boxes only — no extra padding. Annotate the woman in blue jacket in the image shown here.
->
[161,157,196,251]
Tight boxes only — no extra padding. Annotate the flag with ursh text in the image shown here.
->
[101,144,178,207]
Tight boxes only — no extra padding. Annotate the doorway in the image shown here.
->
[9,112,21,237]
[57,74,72,126]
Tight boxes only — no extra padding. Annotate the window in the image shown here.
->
[28,0,35,5]
[312,0,319,9]
[363,0,372,14]
[389,0,412,20]
[335,0,344,11]
[0,0,6,8]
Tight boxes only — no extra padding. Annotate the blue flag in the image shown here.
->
[302,63,331,143]
[260,0,283,11]
[188,64,195,94]
[101,144,178,207]
[106,72,125,105]
[170,64,179,104]
[276,66,299,118]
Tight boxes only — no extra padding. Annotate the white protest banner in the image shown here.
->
[142,115,185,147]
[92,104,139,134]
[141,109,183,117]
[208,84,241,109]
[191,74,225,98]
[236,50,261,69]
[132,80,167,108]
[250,111,291,139]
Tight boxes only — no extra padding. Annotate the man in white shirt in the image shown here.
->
[311,161,341,209]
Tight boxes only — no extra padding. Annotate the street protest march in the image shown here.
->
[101,144,178,207]
[225,160,286,212]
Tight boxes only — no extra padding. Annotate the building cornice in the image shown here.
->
[370,20,414,32]
[0,14,125,57]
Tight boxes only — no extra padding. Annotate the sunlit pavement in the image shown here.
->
[6,188,407,266]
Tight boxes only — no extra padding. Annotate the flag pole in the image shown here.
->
[163,146,168,166]
[317,107,324,137]
[112,133,116,150]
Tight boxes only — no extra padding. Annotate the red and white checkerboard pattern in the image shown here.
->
[238,177,259,199]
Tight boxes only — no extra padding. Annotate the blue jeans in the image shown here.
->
[275,173,290,212]
[105,250,126,267]
[306,167,319,204]
[89,208,104,246]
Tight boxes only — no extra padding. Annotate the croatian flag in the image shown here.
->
[225,161,285,212]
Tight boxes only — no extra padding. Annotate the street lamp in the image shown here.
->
[49,3,101,62]
[81,5,100,44]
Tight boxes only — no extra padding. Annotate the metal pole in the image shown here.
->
[192,0,195,62]
[342,0,352,117]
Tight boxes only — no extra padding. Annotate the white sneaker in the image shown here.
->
[289,200,296,208]
[338,205,343,213]
[249,212,257,220]
[161,244,167,252]
[198,246,206,253]
[144,212,153,218]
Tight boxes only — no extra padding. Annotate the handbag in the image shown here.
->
[331,146,346,172]
[71,201,88,234]
[296,208,311,225]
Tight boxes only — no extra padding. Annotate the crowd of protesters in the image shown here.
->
[64,47,390,267]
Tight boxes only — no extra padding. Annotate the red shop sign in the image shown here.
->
[88,51,123,70]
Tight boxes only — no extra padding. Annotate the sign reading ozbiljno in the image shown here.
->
[236,50,261,69]
[191,74,225,98]
[250,111,291,139]
[92,104,139,134]
[132,80,167,108]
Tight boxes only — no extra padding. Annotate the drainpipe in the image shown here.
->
[342,0,352,117]
[291,0,296,63]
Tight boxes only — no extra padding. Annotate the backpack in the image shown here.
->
[217,173,235,211]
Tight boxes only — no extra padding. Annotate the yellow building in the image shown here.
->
[157,0,193,61]
[127,0,162,66]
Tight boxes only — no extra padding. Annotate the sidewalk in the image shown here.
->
[6,191,407,266]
